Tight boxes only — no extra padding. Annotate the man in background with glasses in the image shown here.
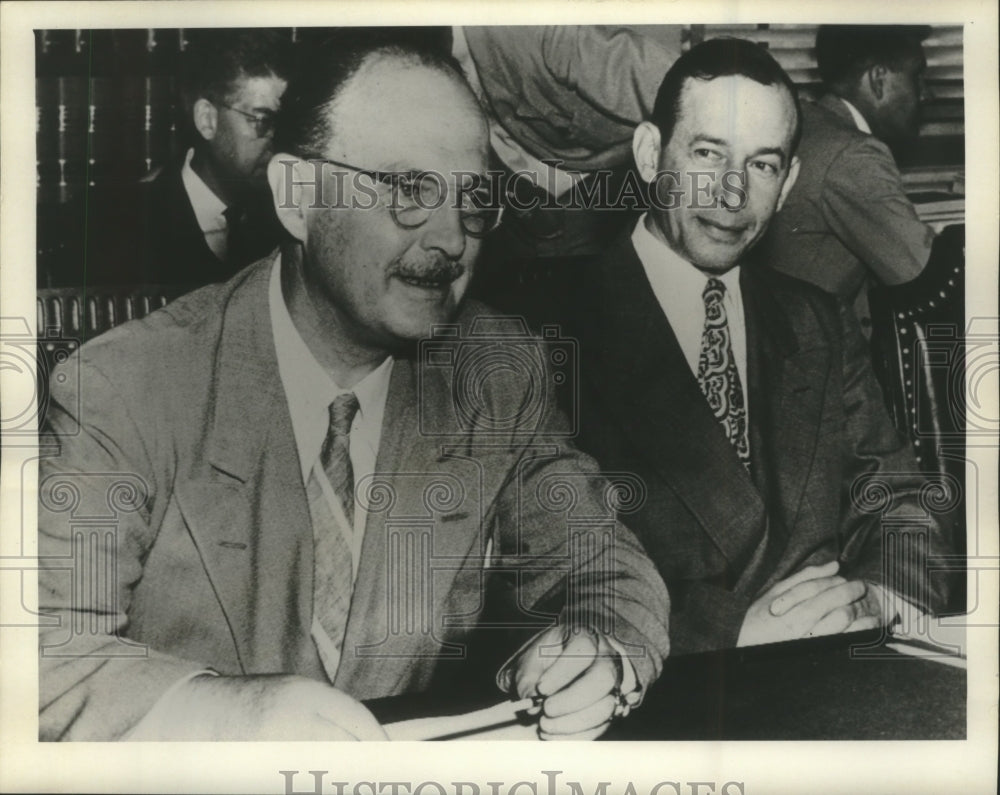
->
[90,29,292,286]
[38,38,671,741]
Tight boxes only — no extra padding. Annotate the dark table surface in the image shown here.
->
[366,630,966,740]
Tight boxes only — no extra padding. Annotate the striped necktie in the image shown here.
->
[308,392,360,679]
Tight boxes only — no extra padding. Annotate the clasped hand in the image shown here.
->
[737,560,885,647]
[503,625,628,741]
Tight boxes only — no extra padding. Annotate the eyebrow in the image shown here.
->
[377,161,491,183]
[750,147,788,167]
[374,161,425,178]
[692,137,788,168]
[691,136,730,148]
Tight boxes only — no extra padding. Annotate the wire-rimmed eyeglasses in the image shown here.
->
[218,103,277,139]
[305,156,505,238]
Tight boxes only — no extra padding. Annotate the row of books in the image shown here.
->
[35,31,187,204]
[36,74,180,204]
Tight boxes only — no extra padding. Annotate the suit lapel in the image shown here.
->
[173,259,318,675]
[583,236,767,569]
[742,266,831,549]
[336,358,487,696]
[334,361,417,693]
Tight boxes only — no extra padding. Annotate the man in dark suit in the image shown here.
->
[38,39,671,740]
[526,38,952,655]
[759,26,937,335]
[87,29,291,286]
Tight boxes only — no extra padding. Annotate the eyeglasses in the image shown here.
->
[218,103,277,138]
[305,156,504,238]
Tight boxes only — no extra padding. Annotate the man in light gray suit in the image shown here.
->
[38,37,670,741]
[761,25,938,336]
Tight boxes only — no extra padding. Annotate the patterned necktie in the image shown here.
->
[308,392,360,678]
[697,278,751,469]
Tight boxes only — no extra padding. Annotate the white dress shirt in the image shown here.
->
[270,256,393,675]
[631,213,749,421]
[840,97,873,134]
[180,147,229,261]
[269,256,393,578]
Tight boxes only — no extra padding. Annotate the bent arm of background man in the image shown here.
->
[822,137,936,285]
[543,25,681,135]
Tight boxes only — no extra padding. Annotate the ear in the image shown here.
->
[267,154,312,244]
[193,98,218,142]
[865,64,888,103]
[775,155,801,213]
[632,121,663,183]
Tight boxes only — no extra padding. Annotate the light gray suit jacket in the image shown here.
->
[38,257,671,740]
[761,94,935,331]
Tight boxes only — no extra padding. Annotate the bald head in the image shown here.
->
[265,40,492,360]
[275,41,484,160]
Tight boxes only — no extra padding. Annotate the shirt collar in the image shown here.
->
[180,147,229,234]
[630,213,746,383]
[269,257,394,482]
[631,212,742,294]
[840,98,873,134]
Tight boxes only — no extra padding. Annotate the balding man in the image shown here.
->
[39,38,670,741]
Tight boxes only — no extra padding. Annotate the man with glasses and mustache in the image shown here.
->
[38,38,671,741]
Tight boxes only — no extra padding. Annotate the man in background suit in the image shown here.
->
[529,38,952,655]
[38,39,671,740]
[87,29,291,286]
[760,25,937,336]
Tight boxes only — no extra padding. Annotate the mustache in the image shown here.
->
[389,257,466,284]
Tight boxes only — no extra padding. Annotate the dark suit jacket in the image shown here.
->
[82,159,282,287]
[37,255,671,740]
[521,234,952,654]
